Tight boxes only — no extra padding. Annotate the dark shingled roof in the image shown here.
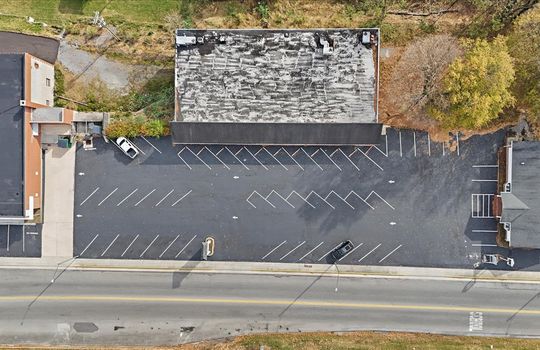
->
[170,122,382,145]
[502,141,540,249]
[0,54,25,216]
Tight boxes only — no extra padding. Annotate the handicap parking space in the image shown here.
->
[0,224,41,257]
[73,130,540,270]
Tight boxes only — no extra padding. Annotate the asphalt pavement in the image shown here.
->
[1,268,540,345]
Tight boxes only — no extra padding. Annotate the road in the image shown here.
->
[1,268,540,345]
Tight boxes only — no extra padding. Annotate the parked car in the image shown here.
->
[331,240,354,261]
[116,137,139,159]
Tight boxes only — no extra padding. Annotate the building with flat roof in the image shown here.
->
[172,28,381,145]
[495,141,540,249]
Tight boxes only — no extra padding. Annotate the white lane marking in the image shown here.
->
[354,148,384,171]
[338,243,363,262]
[442,141,445,156]
[141,136,162,154]
[297,242,324,262]
[225,147,251,170]
[236,147,261,170]
[140,234,160,258]
[300,148,323,170]
[262,147,288,170]
[345,191,375,210]
[399,131,402,157]
[473,165,498,168]
[325,190,355,209]
[121,234,139,257]
[159,234,180,258]
[155,189,175,207]
[472,179,498,182]
[365,191,395,210]
[116,188,138,206]
[378,244,402,263]
[276,147,304,171]
[268,190,295,208]
[428,134,431,156]
[472,243,498,247]
[6,225,10,251]
[97,187,118,206]
[358,243,381,262]
[472,229,497,233]
[317,242,343,261]
[171,190,192,207]
[307,191,335,210]
[134,189,156,207]
[246,191,276,209]
[319,148,342,171]
[456,132,460,156]
[279,241,306,261]
[262,240,287,260]
[175,235,197,258]
[177,147,192,170]
[184,147,211,170]
[201,146,230,170]
[413,132,417,157]
[80,234,99,256]
[80,187,100,206]
[101,234,120,256]
[286,191,316,209]
[332,148,360,172]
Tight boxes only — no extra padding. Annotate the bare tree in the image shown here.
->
[386,34,461,117]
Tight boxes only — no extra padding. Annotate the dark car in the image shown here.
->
[331,240,354,261]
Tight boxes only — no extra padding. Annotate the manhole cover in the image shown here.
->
[73,322,98,333]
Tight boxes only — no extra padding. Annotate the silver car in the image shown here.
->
[116,137,139,159]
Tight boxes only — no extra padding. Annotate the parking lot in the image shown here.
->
[0,224,41,257]
[72,128,540,270]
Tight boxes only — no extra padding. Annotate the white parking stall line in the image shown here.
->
[472,179,498,182]
[472,243,498,247]
[331,148,359,171]
[126,139,146,155]
[456,132,460,156]
[352,148,384,171]
[175,235,197,258]
[159,234,180,258]
[300,148,324,170]
[371,134,388,157]
[246,191,276,209]
[276,148,304,171]
[262,147,288,170]
[298,242,324,262]
[97,187,118,206]
[101,234,120,256]
[171,190,192,207]
[326,190,354,209]
[184,147,211,170]
[473,165,499,168]
[413,132,417,157]
[80,187,100,206]
[141,136,162,154]
[202,147,230,170]
[338,243,363,262]
[345,191,375,210]
[378,244,402,263]
[262,240,287,260]
[140,234,160,258]
[365,191,396,210]
[177,148,193,170]
[319,149,342,171]
[268,190,295,208]
[442,141,446,156]
[399,131,403,157]
[318,243,343,261]
[279,241,306,261]
[287,191,316,209]
[472,229,497,233]
[116,188,138,206]
[134,189,156,207]
[428,134,431,156]
[226,147,251,170]
[358,243,381,262]
[307,191,335,210]
[80,234,99,256]
[121,234,139,257]
[155,189,175,207]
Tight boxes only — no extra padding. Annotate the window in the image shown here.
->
[46,78,51,87]
[46,99,50,106]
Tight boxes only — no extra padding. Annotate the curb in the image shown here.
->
[1,257,540,283]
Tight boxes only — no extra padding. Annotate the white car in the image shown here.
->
[116,137,139,159]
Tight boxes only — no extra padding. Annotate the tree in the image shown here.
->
[429,36,515,129]
[386,34,461,117]
[508,4,540,122]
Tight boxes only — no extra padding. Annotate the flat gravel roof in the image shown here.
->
[0,54,25,216]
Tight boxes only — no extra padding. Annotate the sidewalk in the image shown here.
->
[40,146,75,257]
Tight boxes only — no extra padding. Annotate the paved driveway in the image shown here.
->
[72,129,540,270]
